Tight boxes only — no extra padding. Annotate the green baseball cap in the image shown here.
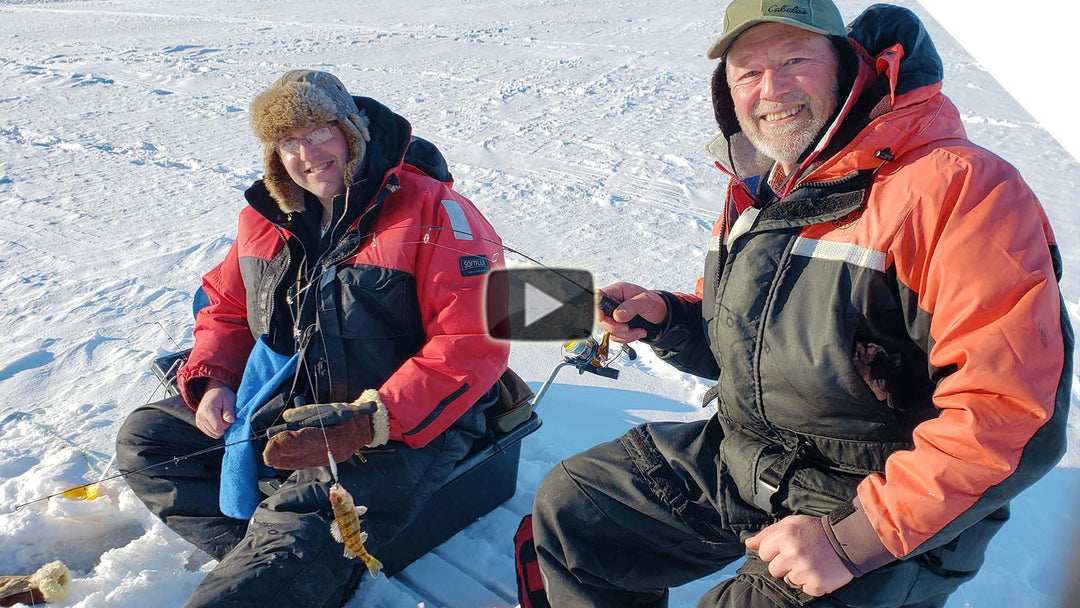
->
[707,0,846,60]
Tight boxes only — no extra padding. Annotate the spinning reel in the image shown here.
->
[561,331,635,380]
[530,330,637,410]
[528,292,663,410]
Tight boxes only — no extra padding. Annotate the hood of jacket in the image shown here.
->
[706,4,964,193]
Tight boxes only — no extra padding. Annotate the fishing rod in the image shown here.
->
[10,435,252,512]
[366,224,596,294]
[9,333,338,513]
[5,322,196,512]
[368,223,664,340]
[7,410,345,513]
[377,225,666,392]
[9,224,656,512]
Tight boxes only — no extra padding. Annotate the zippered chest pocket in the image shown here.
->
[334,265,421,340]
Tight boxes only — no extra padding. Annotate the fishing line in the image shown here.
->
[10,221,605,512]
[10,431,268,512]
[293,314,342,481]
[1,413,109,466]
[155,321,186,353]
[366,224,597,295]
[294,222,597,297]
[387,225,660,336]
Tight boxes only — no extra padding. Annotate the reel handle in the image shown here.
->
[598,294,663,342]
[582,365,620,380]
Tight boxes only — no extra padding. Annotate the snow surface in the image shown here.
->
[0,1,1077,607]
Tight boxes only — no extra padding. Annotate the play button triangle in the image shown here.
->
[524,281,564,328]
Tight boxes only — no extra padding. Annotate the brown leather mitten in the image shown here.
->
[262,389,389,470]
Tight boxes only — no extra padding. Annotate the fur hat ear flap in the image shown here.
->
[338,112,371,192]
[261,142,308,213]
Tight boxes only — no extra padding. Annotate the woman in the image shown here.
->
[117,70,510,608]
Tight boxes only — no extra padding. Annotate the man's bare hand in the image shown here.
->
[745,515,854,597]
[195,379,237,439]
[597,282,667,343]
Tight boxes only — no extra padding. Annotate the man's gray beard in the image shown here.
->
[737,112,828,166]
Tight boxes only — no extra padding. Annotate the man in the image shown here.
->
[116,70,510,607]
[532,2,1072,607]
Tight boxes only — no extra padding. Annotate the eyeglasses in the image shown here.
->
[276,123,337,155]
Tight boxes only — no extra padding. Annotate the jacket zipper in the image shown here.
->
[782,170,860,198]
[266,227,293,342]
[319,178,400,270]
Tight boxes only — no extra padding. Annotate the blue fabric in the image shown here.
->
[219,336,299,519]
[742,175,761,194]
[192,286,211,319]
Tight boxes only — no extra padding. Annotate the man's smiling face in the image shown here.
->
[725,22,840,171]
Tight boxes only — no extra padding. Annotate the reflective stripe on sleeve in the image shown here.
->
[440,200,473,240]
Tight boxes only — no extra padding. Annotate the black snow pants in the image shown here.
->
[116,394,487,608]
[532,419,960,608]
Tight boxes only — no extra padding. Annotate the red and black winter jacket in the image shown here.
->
[653,4,1071,584]
[177,97,509,448]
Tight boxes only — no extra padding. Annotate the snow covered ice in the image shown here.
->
[1,1,1078,607]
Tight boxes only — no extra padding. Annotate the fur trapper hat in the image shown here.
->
[250,70,371,213]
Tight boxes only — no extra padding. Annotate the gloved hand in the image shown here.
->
[262,389,389,470]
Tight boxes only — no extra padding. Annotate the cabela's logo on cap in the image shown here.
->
[767,3,810,16]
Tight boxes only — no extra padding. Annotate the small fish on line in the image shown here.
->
[328,482,382,578]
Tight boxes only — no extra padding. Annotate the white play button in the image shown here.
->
[524,281,565,328]
[484,268,595,341]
